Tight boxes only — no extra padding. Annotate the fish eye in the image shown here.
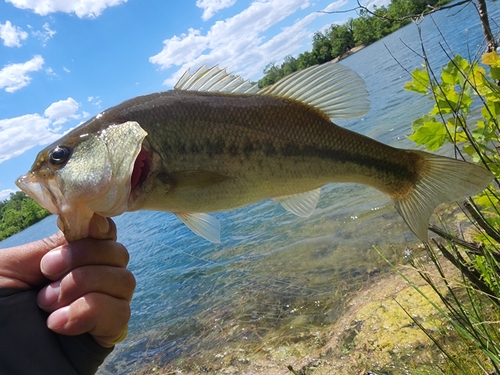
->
[49,146,71,166]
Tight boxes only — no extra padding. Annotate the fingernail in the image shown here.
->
[47,306,70,330]
[96,215,110,234]
[37,281,61,308]
[41,248,70,276]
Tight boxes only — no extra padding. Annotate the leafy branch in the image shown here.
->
[399,3,500,372]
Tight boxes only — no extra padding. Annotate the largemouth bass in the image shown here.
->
[16,63,494,242]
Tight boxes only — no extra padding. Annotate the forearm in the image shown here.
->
[0,288,113,375]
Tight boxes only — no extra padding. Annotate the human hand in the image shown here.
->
[0,214,135,348]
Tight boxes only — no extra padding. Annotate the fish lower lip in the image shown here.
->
[16,173,60,214]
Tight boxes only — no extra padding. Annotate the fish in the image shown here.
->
[16,63,494,243]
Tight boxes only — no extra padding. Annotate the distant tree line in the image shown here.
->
[258,0,452,88]
[0,191,51,241]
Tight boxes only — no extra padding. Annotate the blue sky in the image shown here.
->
[0,0,389,200]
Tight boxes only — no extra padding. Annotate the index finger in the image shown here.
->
[41,237,129,281]
[0,231,67,289]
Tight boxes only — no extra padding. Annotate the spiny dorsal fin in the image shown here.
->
[258,63,369,120]
[273,188,321,217]
[175,63,369,120]
[175,65,259,94]
[175,212,221,243]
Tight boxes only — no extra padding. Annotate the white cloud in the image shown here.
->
[0,55,44,93]
[150,0,334,86]
[0,189,18,201]
[87,96,102,107]
[31,22,56,45]
[196,0,237,21]
[45,67,56,76]
[0,20,28,47]
[0,114,62,163]
[323,0,348,12]
[0,97,87,164]
[6,0,128,18]
[150,28,209,71]
[44,97,80,125]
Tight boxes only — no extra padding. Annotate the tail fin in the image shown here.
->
[392,151,494,242]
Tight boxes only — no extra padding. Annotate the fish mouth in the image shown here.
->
[16,173,60,215]
[130,147,151,191]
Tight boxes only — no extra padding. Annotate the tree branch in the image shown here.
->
[320,0,473,23]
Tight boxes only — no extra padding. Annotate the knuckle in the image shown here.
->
[115,242,130,265]
[66,266,87,287]
[122,269,136,290]
[117,300,131,326]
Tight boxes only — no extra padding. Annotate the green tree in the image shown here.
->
[328,22,355,57]
[258,63,279,87]
[0,191,51,241]
[312,31,333,64]
[297,51,318,70]
[258,56,300,88]
[2,208,22,233]
[281,55,298,76]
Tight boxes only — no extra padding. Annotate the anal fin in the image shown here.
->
[273,188,321,217]
[176,212,221,243]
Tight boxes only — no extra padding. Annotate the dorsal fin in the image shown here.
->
[174,63,369,120]
[175,65,259,94]
[258,63,369,120]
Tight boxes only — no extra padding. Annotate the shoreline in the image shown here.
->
[131,248,457,375]
[331,44,366,63]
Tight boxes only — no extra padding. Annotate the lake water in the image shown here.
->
[2,2,499,373]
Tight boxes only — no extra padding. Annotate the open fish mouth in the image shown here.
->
[131,147,151,190]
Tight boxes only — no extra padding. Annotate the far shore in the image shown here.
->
[331,44,366,63]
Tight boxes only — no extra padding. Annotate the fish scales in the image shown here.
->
[16,63,494,242]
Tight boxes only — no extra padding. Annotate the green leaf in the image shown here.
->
[408,117,448,151]
[482,51,500,68]
[490,67,500,81]
[441,55,469,86]
[431,85,472,115]
[405,67,429,94]
[462,144,477,159]
[475,191,498,209]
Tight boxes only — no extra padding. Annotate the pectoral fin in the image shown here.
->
[176,212,221,243]
[273,188,321,217]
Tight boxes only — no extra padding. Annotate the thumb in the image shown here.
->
[87,214,117,241]
[0,232,67,289]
